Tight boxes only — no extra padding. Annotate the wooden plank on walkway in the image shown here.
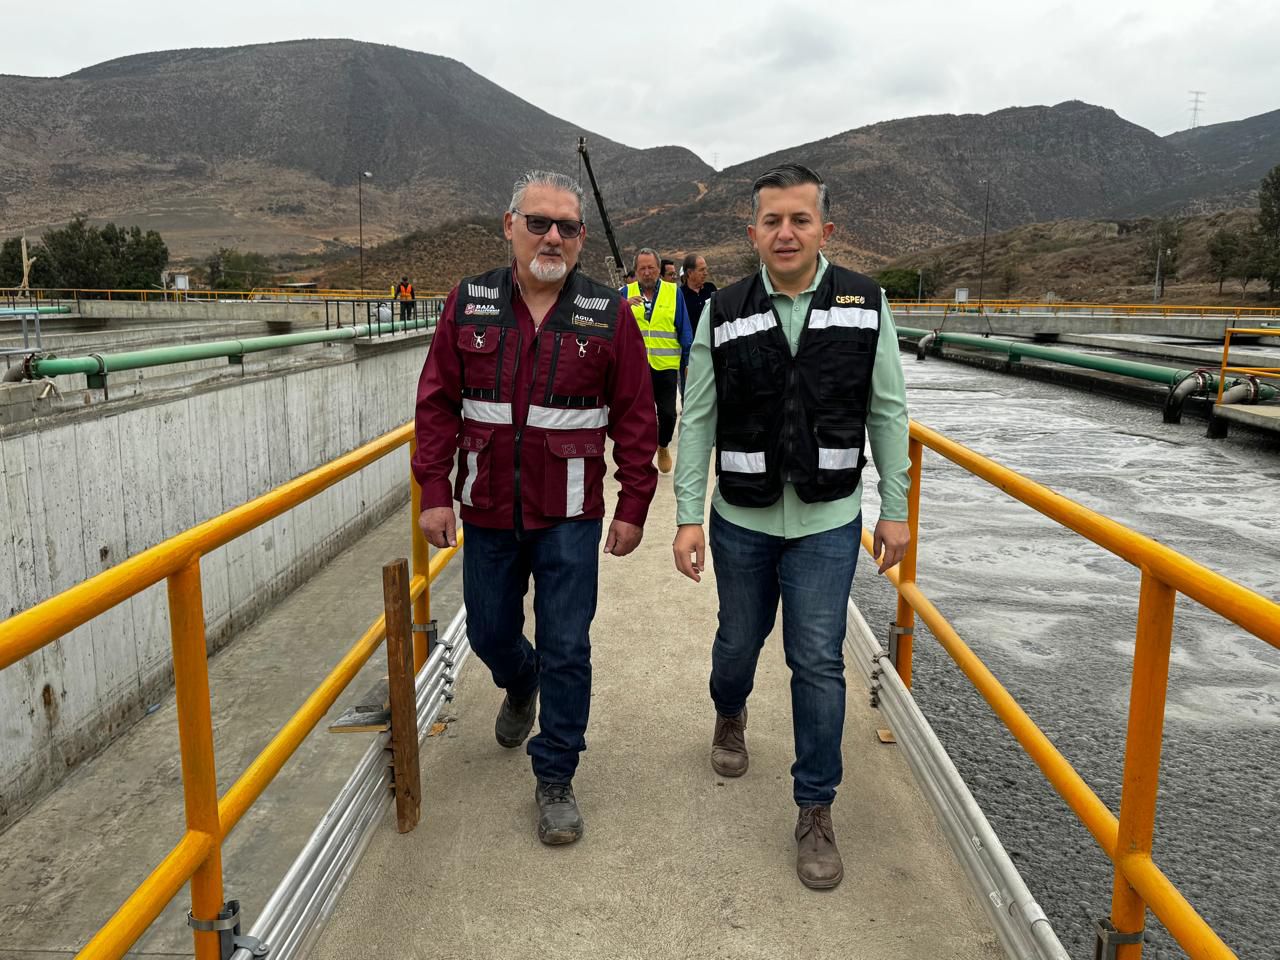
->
[384,558,420,833]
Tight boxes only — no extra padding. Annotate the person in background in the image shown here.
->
[661,258,678,283]
[623,248,692,475]
[397,276,416,324]
[679,253,716,336]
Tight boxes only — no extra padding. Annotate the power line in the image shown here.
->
[1188,90,1206,130]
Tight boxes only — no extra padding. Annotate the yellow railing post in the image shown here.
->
[893,437,924,687]
[1109,569,1177,959]
[409,438,431,673]
[1216,330,1232,403]
[166,559,225,960]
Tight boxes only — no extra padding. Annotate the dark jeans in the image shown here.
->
[400,300,416,324]
[651,367,678,447]
[462,519,602,784]
[708,509,861,806]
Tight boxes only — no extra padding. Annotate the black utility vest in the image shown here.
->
[709,264,881,507]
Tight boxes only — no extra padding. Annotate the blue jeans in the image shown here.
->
[462,519,602,785]
[708,509,861,806]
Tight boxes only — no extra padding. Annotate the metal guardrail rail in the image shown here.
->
[868,423,1279,959]
[1,287,451,303]
[1216,327,1280,402]
[1,419,1276,958]
[0,424,454,960]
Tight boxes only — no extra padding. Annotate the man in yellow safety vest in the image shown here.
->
[624,248,692,473]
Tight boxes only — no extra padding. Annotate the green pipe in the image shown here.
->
[897,326,1278,399]
[0,305,72,316]
[27,314,434,379]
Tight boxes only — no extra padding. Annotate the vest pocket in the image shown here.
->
[542,429,607,518]
[456,325,501,391]
[812,417,866,473]
[549,333,610,397]
[454,424,494,509]
[818,341,871,403]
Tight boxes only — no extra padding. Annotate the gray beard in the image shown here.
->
[529,256,568,282]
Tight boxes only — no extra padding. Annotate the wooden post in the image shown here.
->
[383,559,421,833]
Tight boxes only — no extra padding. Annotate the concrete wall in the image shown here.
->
[78,299,332,325]
[0,337,431,830]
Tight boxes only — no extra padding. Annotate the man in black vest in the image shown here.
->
[672,163,911,889]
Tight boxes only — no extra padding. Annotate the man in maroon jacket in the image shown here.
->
[413,170,658,845]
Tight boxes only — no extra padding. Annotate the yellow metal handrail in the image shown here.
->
[865,421,1280,959]
[1215,327,1280,403]
[0,286,450,303]
[891,300,1280,318]
[0,421,458,959]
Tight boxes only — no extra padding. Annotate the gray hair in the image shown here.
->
[750,162,830,222]
[633,247,661,271]
[508,170,586,222]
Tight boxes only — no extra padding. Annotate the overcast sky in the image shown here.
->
[8,1,1278,169]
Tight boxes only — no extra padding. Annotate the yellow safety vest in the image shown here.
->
[626,280,680,371]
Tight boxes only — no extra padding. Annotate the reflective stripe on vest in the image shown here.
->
[626,280,680,370]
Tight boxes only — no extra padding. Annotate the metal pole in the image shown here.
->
[167,559,225,960]
[1109,571,1177,958]
[409,440,431,673]
[977,179,991,306]
[1153,247,1162,303]
[893,438,924,687]
[358,174,365,296]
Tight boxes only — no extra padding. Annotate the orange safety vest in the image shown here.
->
[398,282,414,300]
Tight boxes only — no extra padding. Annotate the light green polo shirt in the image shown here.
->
[674,254,910,536]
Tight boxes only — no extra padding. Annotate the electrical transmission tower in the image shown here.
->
[1188,90,1205,129]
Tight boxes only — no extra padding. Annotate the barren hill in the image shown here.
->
[0,40,711,258]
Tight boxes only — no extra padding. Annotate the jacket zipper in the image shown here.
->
[510,327,525,535]
[544,331,562,403]
[512,327,546,538]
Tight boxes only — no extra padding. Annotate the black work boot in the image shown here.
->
[535,781,584,845]
[795,804,843,890]
[495,687,537,748]
[711,707,748,777]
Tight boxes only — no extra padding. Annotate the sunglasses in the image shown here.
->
[513,209,584,238]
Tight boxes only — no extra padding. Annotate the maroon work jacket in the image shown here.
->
[412,265,657,531]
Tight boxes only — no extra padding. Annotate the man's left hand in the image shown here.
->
[872,519,911,574]
[604,519,643,557]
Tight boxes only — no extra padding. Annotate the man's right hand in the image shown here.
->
[419,507,458,548]
[673,523,705,582]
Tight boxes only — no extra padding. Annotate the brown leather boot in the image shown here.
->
[657,446,673,473]
[710,707,748,777]
[795,805,843,889]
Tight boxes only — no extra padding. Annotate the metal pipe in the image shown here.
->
[20,312,435,381]
[1220,379,1260,404]
[915,330,937,361]
[1162,370,1211,424]
[897,326,1279,405]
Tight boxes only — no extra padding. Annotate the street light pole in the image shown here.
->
[358,170,373,294]
[977,178,991,306]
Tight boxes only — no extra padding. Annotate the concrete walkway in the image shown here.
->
[313,469,1001,960]
[0,500,462,959]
